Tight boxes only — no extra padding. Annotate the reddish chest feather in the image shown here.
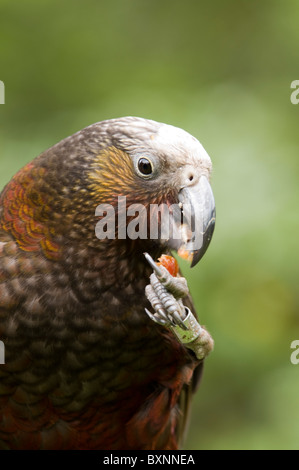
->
[0,163,60,260]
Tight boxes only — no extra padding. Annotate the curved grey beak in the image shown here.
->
[168,176,216,267]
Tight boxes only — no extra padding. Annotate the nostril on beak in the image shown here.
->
[180,167,198,188]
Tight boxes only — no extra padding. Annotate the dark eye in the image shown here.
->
[137,157,153,176]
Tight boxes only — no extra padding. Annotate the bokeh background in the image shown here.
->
[1,0,299,450]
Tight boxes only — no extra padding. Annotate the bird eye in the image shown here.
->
[137,157,153,176]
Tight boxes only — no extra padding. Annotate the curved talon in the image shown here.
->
[165,313,177,327]
[157,308,170,323]
[172,311,188,330]
[144,253,164,277]
[144,308,168,326]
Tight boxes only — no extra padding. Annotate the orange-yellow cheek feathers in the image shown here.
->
[88,146,170,209]
[88,147,137,202]
[0,162,60,260]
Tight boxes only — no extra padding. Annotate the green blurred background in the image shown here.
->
[1,0,299,450]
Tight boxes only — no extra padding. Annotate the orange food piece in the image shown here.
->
[157,254,179,277]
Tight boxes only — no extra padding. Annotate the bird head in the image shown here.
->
[0,117,215,269]
[87,117,215,267]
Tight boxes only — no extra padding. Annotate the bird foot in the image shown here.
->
[144,253,214,361]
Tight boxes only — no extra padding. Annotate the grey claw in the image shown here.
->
[166,313,177,327]
[157,308,170,323]
[144,308,167,326]
[144,252,164,277]
[172,311,189,330]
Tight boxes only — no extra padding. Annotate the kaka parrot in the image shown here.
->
[0,117,215,450]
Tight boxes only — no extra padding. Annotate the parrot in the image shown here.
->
[0,117,215,450]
